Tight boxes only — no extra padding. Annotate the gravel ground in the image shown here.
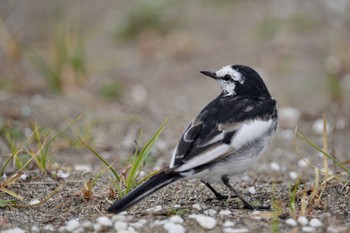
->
[1,0,350,232]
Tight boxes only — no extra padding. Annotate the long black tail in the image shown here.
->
[107,170,182,213]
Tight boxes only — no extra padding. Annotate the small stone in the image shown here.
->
[270,162,280,171]
[96,216,113,227]
[223,228,249,233]
[66,219,80,232]
[31,226,40,233]
[114,221,128,231]
[192,203,202,210]
[309,218,322,228]
[74,164,92,173]
[195,214,217,230]
[164,222,185,233]
[169,215,184,223]
[248,187,256,194]
[93,223,103,232]
[298,159,308,168]
[312,119,331,135]
[2,228,26,233]
[203,209,217,216]
[30,199,40,205]
[81,221,92,229]
[289,171,298,180]
[57,170,70,179]
[223,220,235,227]
[173,204,181,208]
[20,173,28,180]
[146,205,163,212]
[72,227,85,233]
[286,218,297,227]
[219,210,232,216]
[112,214,127,222]
[302,226,315,232]
[127,226,137,233]
[298,216,309,226]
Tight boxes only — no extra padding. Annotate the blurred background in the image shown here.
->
[0,0,349,169]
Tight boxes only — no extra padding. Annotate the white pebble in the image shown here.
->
[309,218,322,228]
[20,173,28,180]
[302,226,316,232]
[219,210,232,215]
[312,119,331,135]
[57,170,70,179]
[192,203,202,210]
[270,162,281,171]
[81,221,92,229]
[146,205,163,212]
[31,226,39,233]
[173,204,181,208]
[93,223,103,232]
[298,159,308,168]
[223,220,235,227]
[195,214,217,230]
[114,221,128,231]
[30,199,41,205]
[2,228,26,233]
[74,164,92,173]
[298,216,309,226]
[97,216,113,227]
[66,219,80,232]
[279,107,301,128]
[112,214,127,222]
[126,226,137,233]
[289,171,298,180]
[285,218,298,227]
[164,222,185,233]
[72,227,84,233]
[203,209,217,216]
[248,187,256,194]
[169,215,184,223]
[223,228,249,233]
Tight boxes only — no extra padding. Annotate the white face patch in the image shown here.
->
[215,65,245,96]
[215,65,245,84]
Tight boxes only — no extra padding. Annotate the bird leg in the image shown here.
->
[201,180,229,201]
[221,175,270,210]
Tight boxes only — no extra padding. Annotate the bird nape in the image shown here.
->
[108,64,278,214]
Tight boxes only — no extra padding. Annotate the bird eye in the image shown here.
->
[223,74,231,81]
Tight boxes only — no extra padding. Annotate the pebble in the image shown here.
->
[312,119,331,135]
[31,225,39,232]
[219,210,232,215]
[203,209,217,216]
[114,221,128,231]
[20,173,28,180]
[309,218,322,228]
[248,186,256,194]
[66,219,80,232]
[298,216,309,226]
[192,203,202,210]
[57,170,70,179]
[285,218,298,227]
[289,171,298,180]
[96,216,113,227]
[279,106,301,128]
[29,199,40,205]
[74,164,92,173]
[146,205,163,212]
[302,226,316,232]
[112,214,127,222]
[93,223,103,232]
[223,220,235,227]
[164,222,185,233]
[298,159,308,168]
[194,214,217,230]
[223,228,249,233]
[169,215,184,223]
[81,221,92,229]
[2,228,26,233]
[270,162,281,171]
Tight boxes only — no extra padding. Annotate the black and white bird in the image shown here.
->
[108,64,278,214]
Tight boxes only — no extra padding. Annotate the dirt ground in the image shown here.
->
[1,0,350,232]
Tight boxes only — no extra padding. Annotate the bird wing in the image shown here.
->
[169,97,277,172]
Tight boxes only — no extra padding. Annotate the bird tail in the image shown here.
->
[107,170,181,214]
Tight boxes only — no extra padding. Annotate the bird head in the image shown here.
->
[200,65,271,99]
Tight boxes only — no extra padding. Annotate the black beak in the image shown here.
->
[200,71,217,80]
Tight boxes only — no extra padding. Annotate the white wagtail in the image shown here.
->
[108,64,278,213]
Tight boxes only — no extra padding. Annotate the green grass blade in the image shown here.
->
[79,137,120,182]
[297,131,350,175]
[125,119,167,193]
